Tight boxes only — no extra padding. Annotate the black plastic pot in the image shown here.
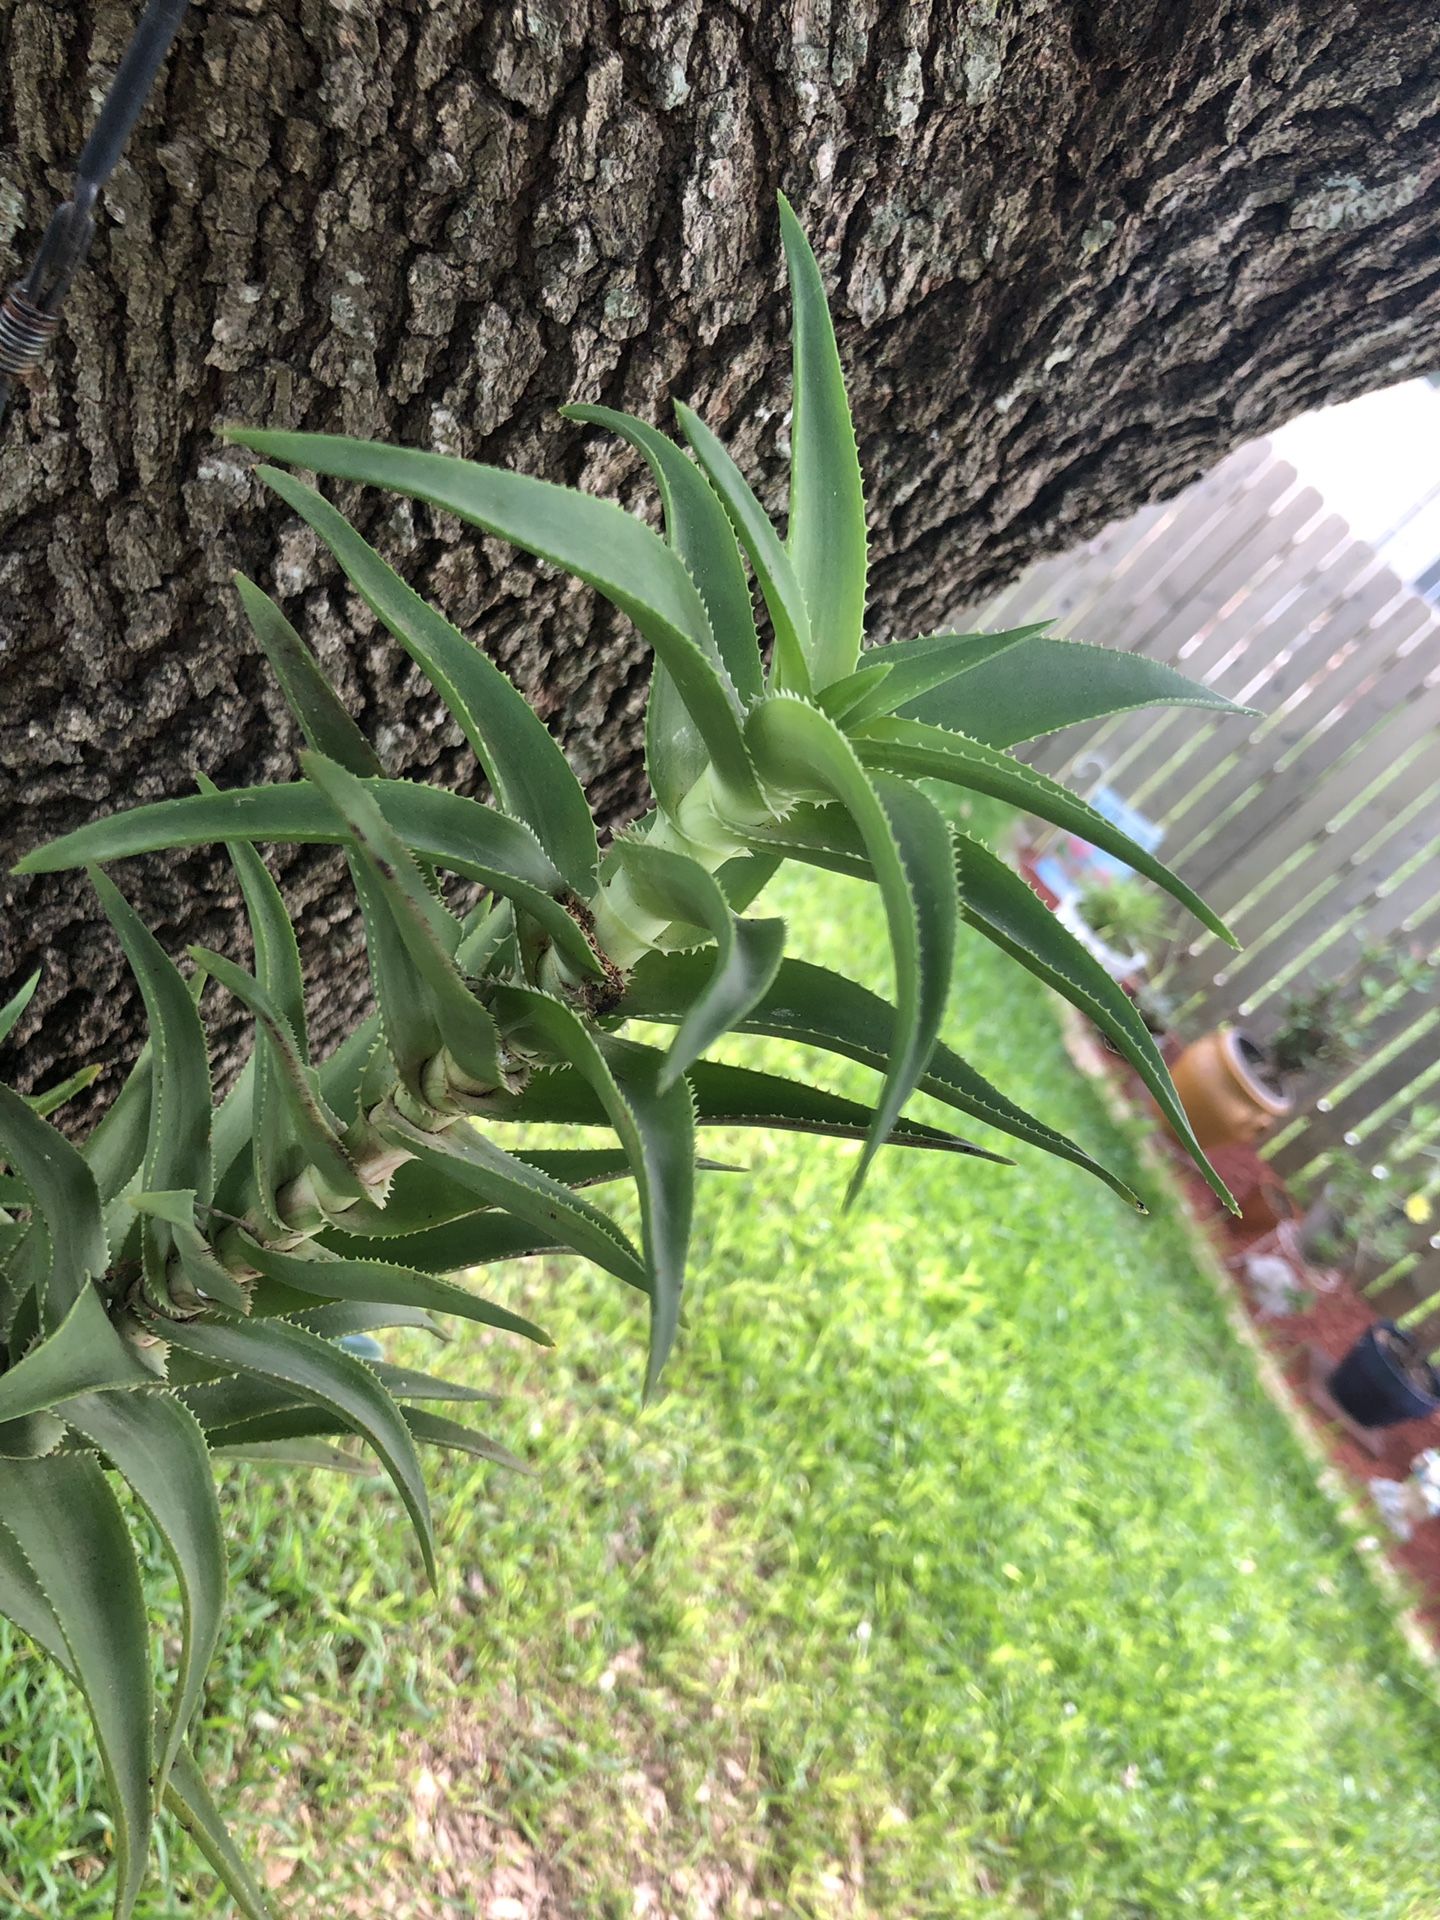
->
[1327,1321,1440,1429]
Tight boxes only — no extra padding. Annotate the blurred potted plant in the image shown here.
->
[1296,1156,1416,1283]
[1062,874,1173,982]
[1170,945,1436,1152]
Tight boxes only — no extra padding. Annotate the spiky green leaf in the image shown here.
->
[850,717,1237,945]
[163,1314,436,1583]
[0,1453,153,1918]
[504,1048,995,1157]
[234,572,386,776]
[61,1388,226,1799]
[223,433,763,813]
[564,405,762,700]
[621,952,1142,1207]
[778,194,867,688]
[258,472,599,891]
[493,989,694,1392]
[91,870,214,1200]
[306,752,506,1093]
[22,782,602,978]
[26,1062,103,1119]
[745,699,956,1197]
[200,770,313,1234]
[0,1084,108,1325]
[821,626,1043,729]
[240,1236,552,1344]
[0,969,39,1047]
[376,1106,650,1294]
[0,1285,148,1425]
[165,1741,279,1920]
[896,631,1253,745]
[191,947,367,1209]
[952,833,1234,1210]
[674,399,814,696]
[611,837,785,1088]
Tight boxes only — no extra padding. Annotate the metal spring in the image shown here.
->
[0,285,58,377]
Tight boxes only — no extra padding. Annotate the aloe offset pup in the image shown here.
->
[1,199,1244,1916]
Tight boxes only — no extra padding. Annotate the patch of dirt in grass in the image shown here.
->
[289,1671,783,1920]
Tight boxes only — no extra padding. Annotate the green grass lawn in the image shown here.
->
[5,829,1440,1918]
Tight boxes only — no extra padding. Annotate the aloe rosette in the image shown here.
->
[0,198,1246,1916]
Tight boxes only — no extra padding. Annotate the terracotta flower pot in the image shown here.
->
[1169,1028,1291,1150]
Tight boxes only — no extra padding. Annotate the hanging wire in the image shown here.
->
[0,0,193,430]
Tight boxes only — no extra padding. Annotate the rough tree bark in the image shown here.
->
[2,0,1437,1102]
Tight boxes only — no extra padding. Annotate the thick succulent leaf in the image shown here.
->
[22,782,602,979]
[952,833,1235,1211]
[234,571,386,777]
[493,988,694,1392]
[0,1453,153,1918]
[778,195,867,688]
[851,717,1237,945]
[612,837,786,1089]
[505,1048,994,1156]
[821,626,1043,729]
[713,848,781,914]
[0,1286,150,1426]
[376,1105,649,1293]
[0,1083,107,1323]
[191,947,366,1208]
[209,1437,371,1475]
[27,1062,103,1119]
[621,952,1144,1207]
[240,1236,552,1344]
[402,1405,525,1470]
[82,1050,154,1205]
[260,472,599,892]
[897,631,1252,746]
[742,801,869,880]
[0,1503,70,1658]
[687,1058,992,1154]
[369,1361,495,1404]
[306,753,506,1091]
[91,870,214,1201]
[224,433,763,813]
[352,855,444,1104]
[674,399,814,696]
[179,1371,316,1433]
[746,699,956,1198]
[318,1009,385,1131]
[207,1052,257,1224]
[208,1403,522,1472]
[162,1314,436,1583]
[568,402,764,818]
[286,1300,439,1340]
[165,1741,279,1920]
[564,406,763,700]
[127,1192,251,1316]
[322,1210,564,1274]
[61,1389,226,1799]
[314,1143,633,1243]
[0,968,39,1046]
[200,771,312,1233]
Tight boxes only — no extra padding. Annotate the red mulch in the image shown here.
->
[1114,1057,1440,1646]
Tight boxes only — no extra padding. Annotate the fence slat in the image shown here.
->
[1155,583,1425,864]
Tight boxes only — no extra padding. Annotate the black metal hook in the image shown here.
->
[1,0,193,429]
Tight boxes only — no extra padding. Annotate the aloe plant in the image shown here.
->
[0,198,1245,1916]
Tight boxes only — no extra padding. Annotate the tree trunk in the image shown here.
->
[3,0,1438,1100]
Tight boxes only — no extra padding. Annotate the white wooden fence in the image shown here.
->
[966,442,1440,1306]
